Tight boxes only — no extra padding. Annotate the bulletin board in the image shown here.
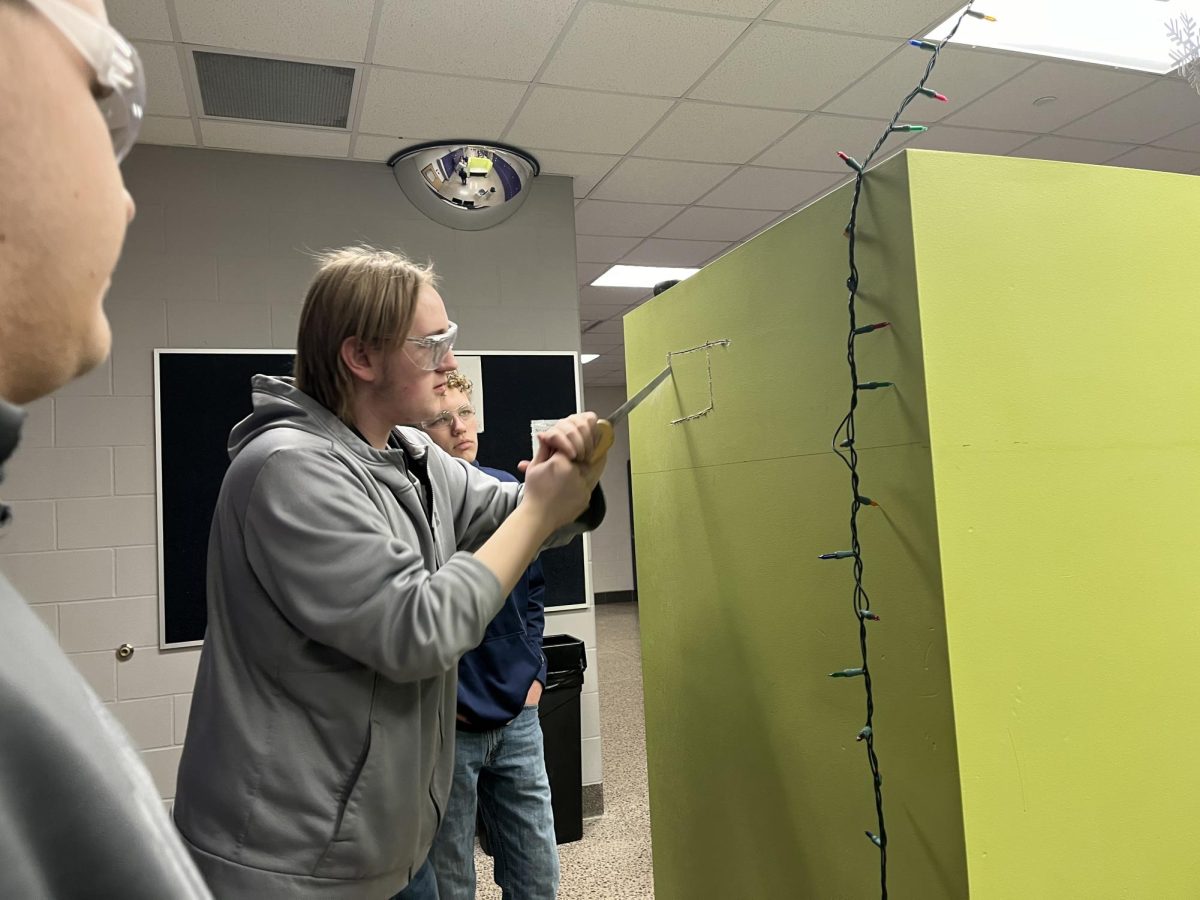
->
[155,349,588,648]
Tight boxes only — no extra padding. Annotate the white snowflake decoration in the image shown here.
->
[1167,13,1200,97]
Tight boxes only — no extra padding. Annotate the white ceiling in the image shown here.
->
[114,0,1200,388]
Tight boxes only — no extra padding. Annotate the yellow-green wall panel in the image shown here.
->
[624,155,930,477]
[634,448,966,899]
[908,151,1200,897]
[627,149,1200,898]
[626,153,967,898]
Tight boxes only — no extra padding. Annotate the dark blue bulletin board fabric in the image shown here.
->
[156,351,585,645]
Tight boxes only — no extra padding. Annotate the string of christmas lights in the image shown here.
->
[823,4,992,897]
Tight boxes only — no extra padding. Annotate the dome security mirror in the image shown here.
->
[388,141,540,231]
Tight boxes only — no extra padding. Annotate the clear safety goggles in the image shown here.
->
[404,321,457,371]
[420,404,476,431]
[27,0,146,163]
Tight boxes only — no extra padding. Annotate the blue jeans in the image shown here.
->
[391,858,438,899]
[428,706,560,900]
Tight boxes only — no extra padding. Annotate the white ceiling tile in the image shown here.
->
[655,207,777,241]
[574,201,684,237]
[506,87,674,155]
[582,319,627,335]
[200,121,352,157]
[531,149,623,196]
[352,135,428,162]
[825,48,1034,123]
[1105,146,1200,175]
[582,332,624,348]
[576,235,643,263]
[582,338,622,351]
[581,320,633,336]
[577,263,610,285]
[360,69,526,139]
[905,125,1035,156]
[945,61,1153,134]
[137,116,197,146]
[754,114,912,171]
[767,0,963,39]
[590,158,736,204]
[629,0,771,15]
[1154,120,1200,153]
[579,287,648,308]
[174,0,374,61]
[542,3,745,97]
[107,0,173,41]
[635,102,801,164]
[372,0,574,79]
[621,238,728,266]
[690,23,897,110]
[582,320,635,335]
[698,167,841,210]
[1008,135,1135,165]
[135,42,190,117]
[1057,79,1200,144]
[584,374,626,386]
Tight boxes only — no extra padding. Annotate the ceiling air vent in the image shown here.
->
[193,51,355,128]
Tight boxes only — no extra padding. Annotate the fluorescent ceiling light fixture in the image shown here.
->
[581,353,600,364]
[590,265,699,288]
[926,0,1200,74]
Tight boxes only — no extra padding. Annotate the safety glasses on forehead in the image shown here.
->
[26,0,146,163]
[404,321,457,371]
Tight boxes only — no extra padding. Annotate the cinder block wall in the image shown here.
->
[0,145,607,799]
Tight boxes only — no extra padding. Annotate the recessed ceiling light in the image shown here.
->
[581,354,600,364]
[590,265,699,288]
[927,0,1200,74]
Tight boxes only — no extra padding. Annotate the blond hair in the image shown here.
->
[293,246,437,422]
[444,370,473,396]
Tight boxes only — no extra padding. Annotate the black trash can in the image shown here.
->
[539,633,587,844]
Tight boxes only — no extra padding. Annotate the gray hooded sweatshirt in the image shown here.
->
[174,376,602,898]
[0,400,211,899]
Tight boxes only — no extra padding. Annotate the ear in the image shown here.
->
[339,336,382,384]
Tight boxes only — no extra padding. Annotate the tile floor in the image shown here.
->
[475,602,654,899]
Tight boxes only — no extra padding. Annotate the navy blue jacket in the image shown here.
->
[457,464,547,729]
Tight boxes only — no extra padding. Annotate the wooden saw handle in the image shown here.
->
[590,419,615,464]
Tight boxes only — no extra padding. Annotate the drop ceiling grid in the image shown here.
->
[111,0,1200,384]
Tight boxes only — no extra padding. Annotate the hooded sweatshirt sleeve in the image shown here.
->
[242,446,506,683]
[435,447,606,552]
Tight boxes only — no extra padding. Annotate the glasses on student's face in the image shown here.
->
[26,0,146,163]
[404,321,458,371]
[420,404,475,432]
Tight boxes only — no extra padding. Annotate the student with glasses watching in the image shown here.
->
[174,247,608,898]
[418,370,561,900]
[0,0,210,896]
